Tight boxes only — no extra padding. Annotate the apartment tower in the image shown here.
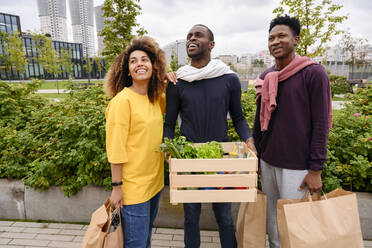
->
[69,0,95,56]
[94,5,104,56]
[37,0,68,42]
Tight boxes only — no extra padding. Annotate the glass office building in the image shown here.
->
[21,34,84,80]
[0,12,92,80]
[0,12,22,79]
[0,12,20,34]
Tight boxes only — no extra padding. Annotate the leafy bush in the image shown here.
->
[0,80,46,179]
[228,89,256,141]
[0,80,44,129]
[329,74,350,96]
[323,86,372,192]
[0,80,112,196]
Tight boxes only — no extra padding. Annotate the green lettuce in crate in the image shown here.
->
[196,141,224,177]
[196,141,223,159]
[159,137,224,159]
[159,136,197,159]
[159,138,225,189]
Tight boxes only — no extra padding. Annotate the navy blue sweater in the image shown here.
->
[164,73,252,143]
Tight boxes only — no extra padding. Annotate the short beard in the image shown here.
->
[187,50,208,61]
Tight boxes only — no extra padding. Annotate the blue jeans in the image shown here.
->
[183,202,237,248]
[120,191,161,248]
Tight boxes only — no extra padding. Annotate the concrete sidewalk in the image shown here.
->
[0,221,218,248]
[332,100,345,110]
[1,221,371,248]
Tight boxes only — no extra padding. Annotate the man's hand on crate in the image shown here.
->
[245,137,257,156]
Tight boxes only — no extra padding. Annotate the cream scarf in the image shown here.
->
[177,59,235,82]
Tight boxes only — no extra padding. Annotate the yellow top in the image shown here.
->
[105,87,165,205]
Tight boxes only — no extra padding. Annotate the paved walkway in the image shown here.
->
[1,221,218,248]
[332,100,345,110]
[0,221,371,248]
[36,89,69,94]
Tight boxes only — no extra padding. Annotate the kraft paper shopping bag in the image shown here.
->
[277,188,363,248]
[103,206,123,248]
[82,198,123,248]
[236,191,267,248]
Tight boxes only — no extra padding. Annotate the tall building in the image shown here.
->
[254,50,274,67]
[315,46,372,79]
[0,12,22,80]
[69,0,95,56]
[163,39,188,67]
[23,33,84,80]
[37,0,68,42]
[0,12,87,80]
[240,53,254,66]
[218,55,238,66]
[0,12,21,34]
[94,5,105,56]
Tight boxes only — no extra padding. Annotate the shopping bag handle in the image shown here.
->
[104,198,112,210]
[111,205,121,215]
[304,190,328,201]
[105,198,121,214]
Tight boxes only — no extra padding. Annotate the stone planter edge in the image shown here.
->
[0,179,371,239]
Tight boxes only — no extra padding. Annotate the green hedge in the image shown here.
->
[228,90,256,141]
[323,86,372,192]
[329,74,350,96]
[0,81,371,195]
[0,80,111,196]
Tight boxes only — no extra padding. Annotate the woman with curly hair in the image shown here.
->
[104,36,167,247]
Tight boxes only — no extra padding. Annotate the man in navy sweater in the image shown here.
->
[164,24,256,248]
[253,16,331,248]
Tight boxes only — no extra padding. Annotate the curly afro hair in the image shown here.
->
[269,15,301,36]
[104,36,167,103]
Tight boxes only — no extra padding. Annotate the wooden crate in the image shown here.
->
[169,142,258,204]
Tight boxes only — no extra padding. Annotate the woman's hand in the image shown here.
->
[164,151,171,164]
[110,186,123,208]
[110,163,123,208]
[166,71,178,85]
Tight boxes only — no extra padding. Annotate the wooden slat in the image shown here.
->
[171,174,257,187]
[169,171,175,189]
[170,158,257,172]
[168,142,258,203]
[170,189,257,203]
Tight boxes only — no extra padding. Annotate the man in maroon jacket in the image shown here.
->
[253,15,331,248]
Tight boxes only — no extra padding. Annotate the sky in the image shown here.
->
[1,0,371,57]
